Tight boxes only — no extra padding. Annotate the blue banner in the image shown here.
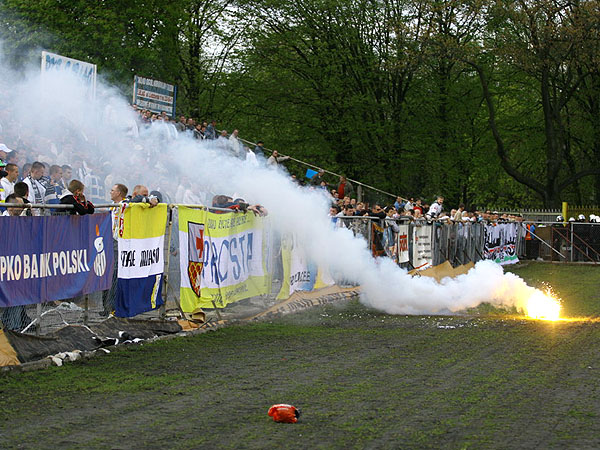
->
[0,214,114,307]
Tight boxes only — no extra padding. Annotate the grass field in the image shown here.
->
[1,262,600,449]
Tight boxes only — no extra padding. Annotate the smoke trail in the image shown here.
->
[0,49,538,316]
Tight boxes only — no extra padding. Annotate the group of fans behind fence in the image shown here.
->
[2,105,600,332]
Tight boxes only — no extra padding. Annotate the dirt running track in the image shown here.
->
[1,300,600,449]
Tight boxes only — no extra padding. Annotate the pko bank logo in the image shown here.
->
[93,224,107,277]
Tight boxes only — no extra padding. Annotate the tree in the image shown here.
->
[469,0,600,207]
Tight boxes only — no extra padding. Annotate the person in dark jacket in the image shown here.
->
[60,179,94,215]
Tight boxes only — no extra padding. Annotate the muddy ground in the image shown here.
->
[1,293,600,449]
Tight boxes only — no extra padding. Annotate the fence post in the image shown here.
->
[357,185,363,203]
[570,223,574,262]
[35,303,42,336]
[84,294,89,325]
[160,205,174,320]
[367,219,373,256]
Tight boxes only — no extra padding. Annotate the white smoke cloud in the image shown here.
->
[0,48,540,316]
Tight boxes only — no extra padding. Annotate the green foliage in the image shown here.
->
[2,0,600,207]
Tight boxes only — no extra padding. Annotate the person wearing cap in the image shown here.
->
[0,143,13,162]
[0,163,19,201]
[0,160,6,202]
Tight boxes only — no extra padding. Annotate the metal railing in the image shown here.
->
[234,134,402,204]
[5,204,598,336]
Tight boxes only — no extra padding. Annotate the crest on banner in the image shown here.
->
[187,222,204,297]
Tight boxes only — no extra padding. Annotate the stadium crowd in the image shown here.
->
[2,100,600,330]
[2,102,600,226]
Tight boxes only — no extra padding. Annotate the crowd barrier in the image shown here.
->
[2,205,598,335]
[518,222,600,263]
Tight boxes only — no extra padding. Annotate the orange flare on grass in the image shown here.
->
[526,290,561,321]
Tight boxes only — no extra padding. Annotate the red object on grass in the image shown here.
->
[268,404,300,423]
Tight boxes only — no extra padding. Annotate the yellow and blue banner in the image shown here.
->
[114,203,167,317]
[178,207,270,312]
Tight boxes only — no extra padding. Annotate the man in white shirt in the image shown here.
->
[1,163,19,200]
[24,161,47,214]
[427,196,444,219]
[229,129,243,158]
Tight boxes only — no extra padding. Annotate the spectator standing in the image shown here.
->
[175,116,187,133]
[0,161,7,201]
[453,203,465,222]
[129,184,159,207]
[229,129,243,157]
[329,205,341,227]
[2,193,25,216]
[20,162,31,182]
[413,199,423,215]
[217,130,229,150]
[310,169,326,186]
[24,161,46,214]
[60,164,72,188]
[267,150,290,166]
[245,146,259,166]
[0,143,12,162]
[186,118,196,133]
[394,196,404,211]
[0,163,18,200]
[60,179,94,215]
[194,124,206,140]
[101,183,128,316]
[205,120,217,140]
[427,196,444,219]
[253,141,267,164]
[337,176,354,199]
[44,165,63,206]
[254,140,265,155]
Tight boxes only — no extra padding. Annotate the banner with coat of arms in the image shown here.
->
[178,207,270,312]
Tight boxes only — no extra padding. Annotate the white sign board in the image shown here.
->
[133,75,177,117]
[41,51,97,97]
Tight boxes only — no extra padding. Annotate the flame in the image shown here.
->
[526,290,561,321]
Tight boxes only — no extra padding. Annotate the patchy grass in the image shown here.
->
[1,262,600,449]
[505,261,600,317]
